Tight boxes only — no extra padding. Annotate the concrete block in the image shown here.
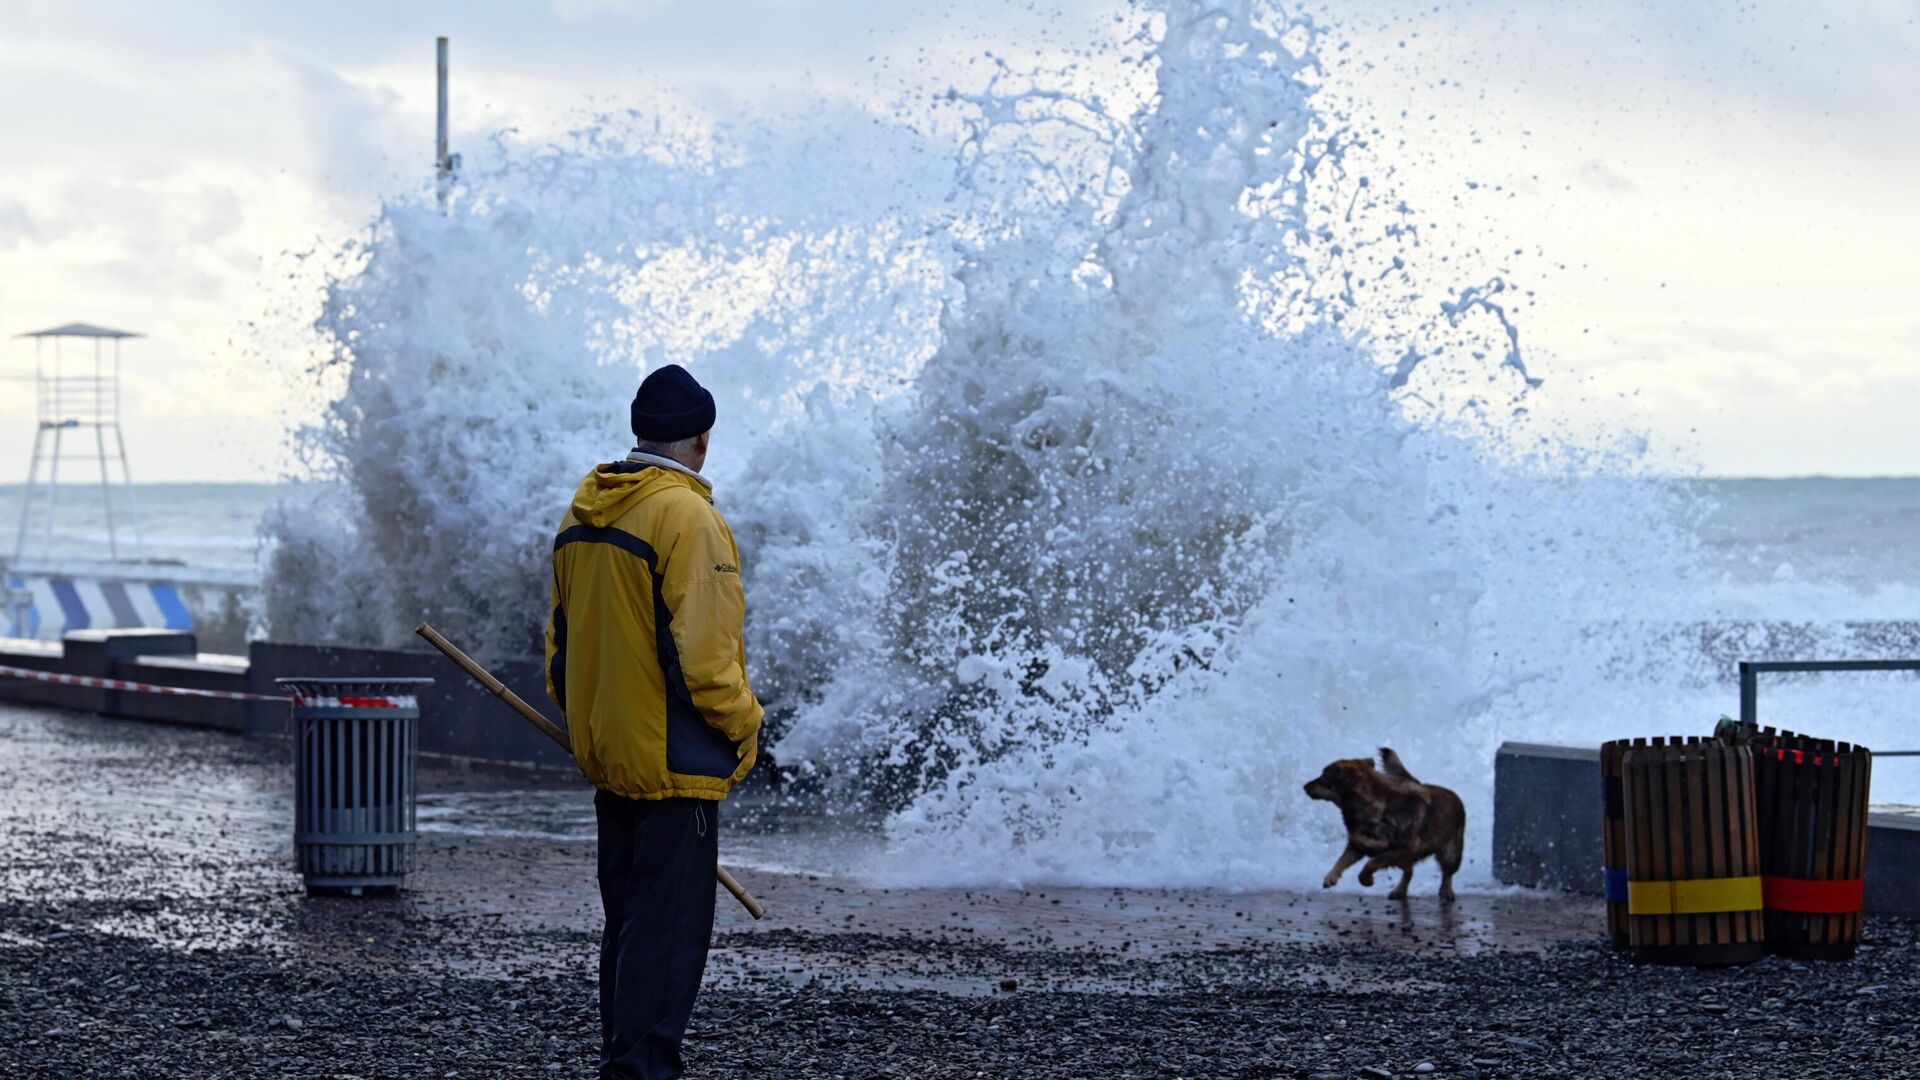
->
[0,637,75,710]
[63,628,198,715]
[1865,812,1920,918]
[116,653,250,730]
[1493,742,1602,896]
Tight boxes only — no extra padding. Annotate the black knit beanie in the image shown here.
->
[630,364,716,443]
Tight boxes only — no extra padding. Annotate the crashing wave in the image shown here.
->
[263,0,1906,886]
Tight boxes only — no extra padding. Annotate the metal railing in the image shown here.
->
[1739,659,1920,757]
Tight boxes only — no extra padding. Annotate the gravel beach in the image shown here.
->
[2,703,1917,1078]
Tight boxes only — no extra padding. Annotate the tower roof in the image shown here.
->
[16,323,142,339]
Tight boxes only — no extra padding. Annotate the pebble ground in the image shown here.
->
[2,703,1917,1078]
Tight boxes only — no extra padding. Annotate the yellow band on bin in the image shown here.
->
[1627,876,1764,916]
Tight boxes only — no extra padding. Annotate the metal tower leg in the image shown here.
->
[13,425,46,563]
[113,424,148,562]
[42,424,64,559]
[95,419,120,561]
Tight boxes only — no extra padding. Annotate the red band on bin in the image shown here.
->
[1763,876,1865,915]
[1772,748,1845,767]
[294,695,417,710]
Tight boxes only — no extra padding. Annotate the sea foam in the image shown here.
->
[265,0,1914,889]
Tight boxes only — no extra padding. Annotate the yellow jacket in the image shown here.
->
[545,454,762,799]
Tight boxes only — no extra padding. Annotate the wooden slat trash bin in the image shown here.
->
[1599,738,1635,949]
[1751,731,1871,961]
[1621,738,1766,965]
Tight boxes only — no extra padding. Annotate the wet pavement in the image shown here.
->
[4,702,1920,1077]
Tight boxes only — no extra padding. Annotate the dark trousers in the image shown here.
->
[595,791,718,1080]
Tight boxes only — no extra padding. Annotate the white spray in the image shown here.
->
[267,1,1912,889]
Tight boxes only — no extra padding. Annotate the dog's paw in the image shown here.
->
[1357,868,1376,887]
[1439,886,1456,905]
[1388,887,1409,901]
[1321,872,1339,889]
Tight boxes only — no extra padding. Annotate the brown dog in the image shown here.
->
[1303,747,1466,902]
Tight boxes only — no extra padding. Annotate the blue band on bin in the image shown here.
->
[1604,866,1628,903]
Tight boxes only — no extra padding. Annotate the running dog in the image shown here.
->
[1303,748,1466,903]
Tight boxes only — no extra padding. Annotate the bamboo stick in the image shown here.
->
[414,623,766,920]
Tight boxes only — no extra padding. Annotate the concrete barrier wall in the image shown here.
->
[2,629,208,716]
[0,631,574,773]
[1494,739,1920,919]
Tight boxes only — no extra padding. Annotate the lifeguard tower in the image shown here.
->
[4,324,193,639]
[12,323,149,563]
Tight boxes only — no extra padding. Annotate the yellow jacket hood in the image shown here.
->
[570,454,713,528]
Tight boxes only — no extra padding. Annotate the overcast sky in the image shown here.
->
[1,0,1915,481]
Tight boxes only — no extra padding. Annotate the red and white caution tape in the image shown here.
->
[0,663,292,703]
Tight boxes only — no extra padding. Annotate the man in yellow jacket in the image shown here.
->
[545,363,763,1079]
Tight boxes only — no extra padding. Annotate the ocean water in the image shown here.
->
[1684,478,1920,620]
[13,0,1920,889]
[6,478,1914,603]
[0,482,278,574]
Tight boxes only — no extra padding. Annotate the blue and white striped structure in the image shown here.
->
[3,570,192,640]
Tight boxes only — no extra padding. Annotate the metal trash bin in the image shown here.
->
[279,677,432,895]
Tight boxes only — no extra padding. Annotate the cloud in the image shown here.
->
[0,198,38,249]
[276,47,413,208]
[0,0,1912,479]
[1532,314,1920,475]
[547,0,674,20]
[1574,159,1635,193]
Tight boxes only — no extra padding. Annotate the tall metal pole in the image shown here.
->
[436,36,451,210]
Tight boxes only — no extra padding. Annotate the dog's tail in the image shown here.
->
[1379,747,1420,784]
